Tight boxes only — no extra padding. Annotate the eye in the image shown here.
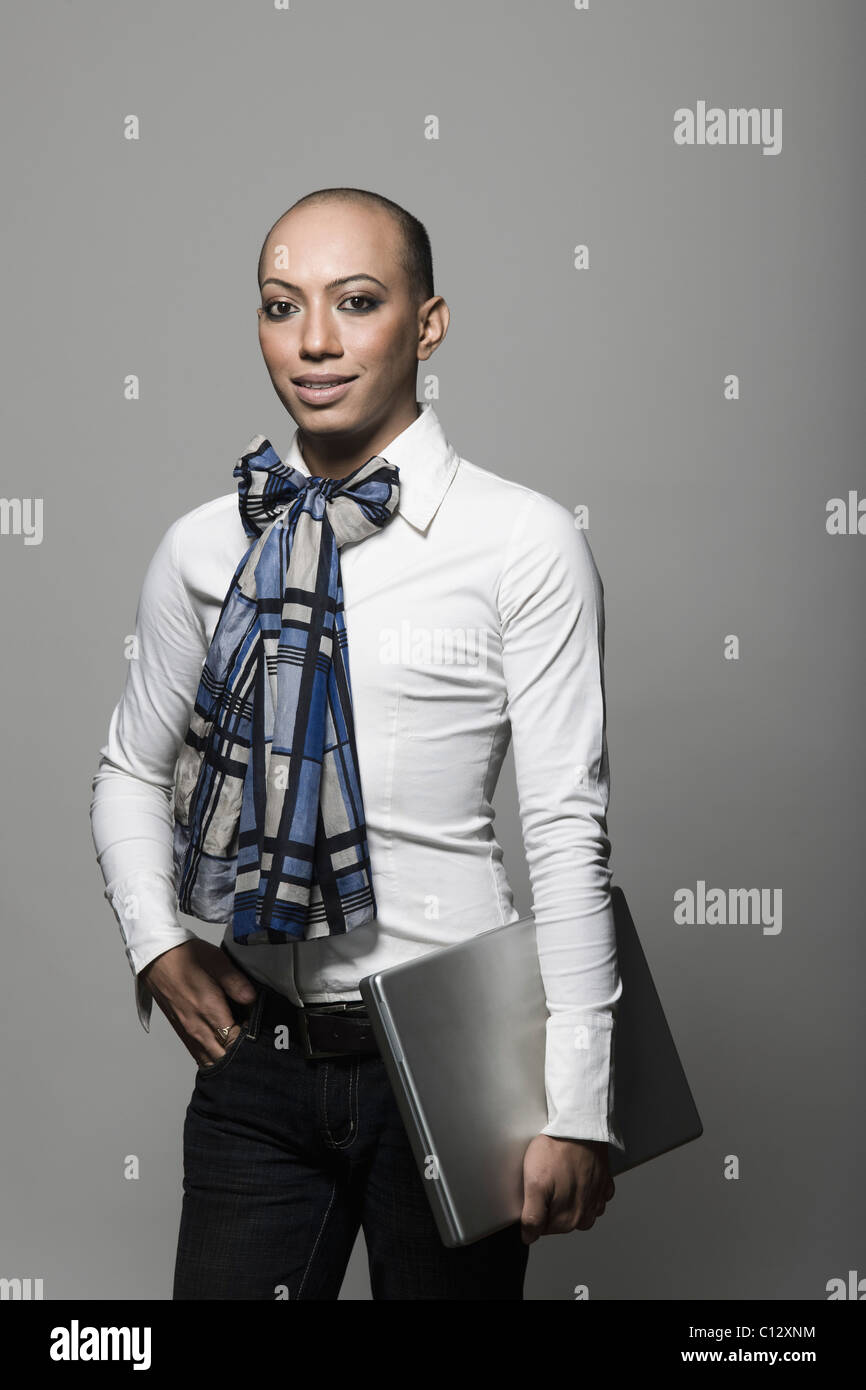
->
[340,294,379,312]
[261,293,380,321]
[262,299,294,320]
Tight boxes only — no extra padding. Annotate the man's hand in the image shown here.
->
[139,938,258,1068]
[520,1134,615,1244]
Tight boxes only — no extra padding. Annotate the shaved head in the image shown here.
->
[257,187,434,308]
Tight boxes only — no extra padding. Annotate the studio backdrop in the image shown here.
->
[0,0,863,1300]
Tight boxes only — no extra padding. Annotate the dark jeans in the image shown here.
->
[172,978,529,1300]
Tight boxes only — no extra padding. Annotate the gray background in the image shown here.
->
[1,0,863,1300]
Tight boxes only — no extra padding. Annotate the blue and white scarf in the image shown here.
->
[173,434,400,944]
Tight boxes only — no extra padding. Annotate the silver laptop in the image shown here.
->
[359,886,703,1248]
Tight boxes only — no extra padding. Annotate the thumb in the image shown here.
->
[521,1177,550,1246]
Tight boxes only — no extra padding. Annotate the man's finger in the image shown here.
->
[159,993,245,1066]
[575,1206,598,1232]
[211,956,257,1006]
[520,1179,550,1245]
[196,1018,243,1068]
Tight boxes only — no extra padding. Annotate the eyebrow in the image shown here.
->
[260,273,389,294]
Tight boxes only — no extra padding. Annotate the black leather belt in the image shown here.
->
[257,984,380,1060]
[220,944,380,1060]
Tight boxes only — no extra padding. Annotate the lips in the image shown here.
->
[292,376,357,405]
[291,375,357,386]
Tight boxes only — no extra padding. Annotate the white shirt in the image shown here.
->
[90,401,624,1148]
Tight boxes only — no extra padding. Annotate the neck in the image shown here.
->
[298,399,421,479]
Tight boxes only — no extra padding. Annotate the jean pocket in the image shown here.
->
[195,988,262,1078]
[196,1025,248,1078]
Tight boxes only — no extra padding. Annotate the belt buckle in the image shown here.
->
[296,1005,343,1060]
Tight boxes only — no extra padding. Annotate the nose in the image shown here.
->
[299,300,343,358]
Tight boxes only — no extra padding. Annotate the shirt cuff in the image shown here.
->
[103,868,199,1034]
[541,1011,625,1150]
[135,971,154,1033]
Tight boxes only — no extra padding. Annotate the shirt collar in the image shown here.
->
[283,400,459,533]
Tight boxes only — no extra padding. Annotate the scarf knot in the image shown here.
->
[172,433,400,944]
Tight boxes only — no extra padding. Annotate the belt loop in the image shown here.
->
[244,984,266,1043]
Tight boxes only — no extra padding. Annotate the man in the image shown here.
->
[90,186,622,1301]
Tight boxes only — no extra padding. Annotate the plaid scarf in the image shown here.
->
[172,434,400,944]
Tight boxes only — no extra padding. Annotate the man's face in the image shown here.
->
[257,202,429,440]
